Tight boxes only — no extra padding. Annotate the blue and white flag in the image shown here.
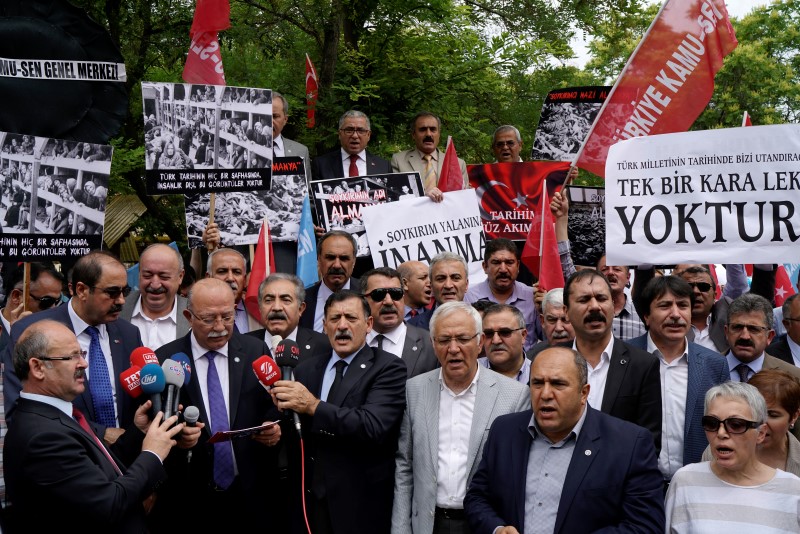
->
[296,195,319,288]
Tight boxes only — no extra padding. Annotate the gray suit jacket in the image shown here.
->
[119,290,191,345]
[391,148,468,191]
[391,367,530,534]
[401,324,439,379]
[283,137,311,182]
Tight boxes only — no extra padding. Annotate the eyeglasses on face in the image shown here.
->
[433,333,480,348]
[339,127,370,136]
[687,282,712,292]
[364,287,404,302]
[701,415,760,434]
[187,309,236,326]
[482,327,525,339]
[91,285,132,299]
[30,293,63,310]
[38,350,87,362]
[727,323,769,335]
[493,140,517,148]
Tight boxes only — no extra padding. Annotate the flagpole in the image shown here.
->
[538,180,547,279]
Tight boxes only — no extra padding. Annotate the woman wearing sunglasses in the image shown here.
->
[666,381,800,533]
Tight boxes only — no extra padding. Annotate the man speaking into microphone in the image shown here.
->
[150,278,282,532]
[271,290,407,534]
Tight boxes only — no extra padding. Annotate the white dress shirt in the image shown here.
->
[273,134,285,157]
[367,323,406,358]
[314,279,353,332]
[340,148,367,176]
[129,295,179,350]
[575,336,614,411]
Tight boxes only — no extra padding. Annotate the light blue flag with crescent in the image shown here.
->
[297,195,319,288]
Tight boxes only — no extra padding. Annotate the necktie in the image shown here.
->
[73,408,122,475]
[349,154,359,177]
[205,351,235,489]
[375,334,386,351]
[735,363,751,383]
[409,309,418,318]
[86,326,116,428]
[422,154,437,192]
[327,360,348,402]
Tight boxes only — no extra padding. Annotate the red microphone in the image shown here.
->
[130,346,158,368]
[252,355,281,391]
[119,366,143,398]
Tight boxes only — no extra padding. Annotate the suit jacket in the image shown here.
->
[149,332,280,530]
[311,148,391,181]
[291,345,407,534]
[390,148,468,191]
[400,324,438,379]
[391,368,530,534]
[2,303,144,431]
[407,303,436,331]
[120,290,191,344]
[767,334,796,366]
[628,335,729,465]
[299,277,361,332]
[4,399,163,533]
[282,137,311,182]
[247,326,332,361]
[464,407,664,534]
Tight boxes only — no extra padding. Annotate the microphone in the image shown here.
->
[130,346,158,368]
[252,355,281,391]
[270,334,283,354]
[171,352,192,416]
[183,405,200,464]
[273,338,302,436]
[119,366,143,398]
[140,363,166,418]
[161,359,185,420]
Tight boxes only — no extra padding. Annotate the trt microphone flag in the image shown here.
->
[438,136,464,193]
[183,0,231,85]
[306,53,319,128]
[521,183,564,291]
[244,217,276,320]
[574,0,738,177]
[296,194,319,288]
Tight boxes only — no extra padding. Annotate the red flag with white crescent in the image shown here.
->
[306,53,319,128]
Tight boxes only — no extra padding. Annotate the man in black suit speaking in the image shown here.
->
[311,110,391,181]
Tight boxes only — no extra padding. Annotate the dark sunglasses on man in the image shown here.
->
[364,287,404,302]
[29,293,63,310]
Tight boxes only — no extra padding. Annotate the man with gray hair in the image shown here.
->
[491,125,524,163]
[527,288,575,359]
[311,109,390,181]
[409,252,469,331]
[272,92,310,181]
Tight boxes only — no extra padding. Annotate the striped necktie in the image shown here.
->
[422,154,437,192]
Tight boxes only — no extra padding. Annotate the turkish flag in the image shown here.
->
[244,218,277,321]
[774,265,796,307]
[183,0,230,85]
[306,53,319,128]
[438,137,464,192]
[521,183,564,290]
[742,111,752,127]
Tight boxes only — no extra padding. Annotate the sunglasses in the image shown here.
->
[91,285,132,299]
[482,327,525,339]
[365,287,404,302]
[701,415,760,435]
[687,282,712,292]
[30,292,63,310]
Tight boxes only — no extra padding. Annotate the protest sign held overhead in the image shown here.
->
[605,124,800,265]
[567,185,606,268]
[142,82,273,195]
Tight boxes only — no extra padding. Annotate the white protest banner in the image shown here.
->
[362,188,487,285]
[606,124,800,265]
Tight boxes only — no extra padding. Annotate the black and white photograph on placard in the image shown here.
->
[0,131,110,260]
[142,81,273,195]
[185,157,308,248]
[567,185,605,268]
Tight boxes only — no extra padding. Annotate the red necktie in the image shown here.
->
[409,309,418,317]
[349,154,359,177]
[73,408,123,475]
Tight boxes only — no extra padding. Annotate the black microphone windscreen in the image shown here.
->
[274,338,301,369]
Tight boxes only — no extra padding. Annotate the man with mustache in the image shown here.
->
[627,276,729,486]
[271,290,407,533]
[362,267,437,378]
[311,110,390,182]
[409,252,470,331]
[300,230,361,333]
[3,251,143,446]
[121,244,190,349]
[527,288,575,359]
[465,238,542,351]
[563,269,663,452]
[391,112,468,201]
[206,248,259,332]
[491,125,524,163]
[479,304,531,384]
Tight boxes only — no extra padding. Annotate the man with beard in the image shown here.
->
[627,276,729,485]
[362,267,437,378]
[2,251,143,445]
[563,269,662,452]
[300,230,361,333]
[479,304,531,384]
[397,260,432,320]
[206,248,259,333]
[465,238,542,351]
[121,244,190,349]
[527,288,575,360]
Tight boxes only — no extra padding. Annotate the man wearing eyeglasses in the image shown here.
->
[311,110,390,182]
[767,293,800,366]
[479,304,531,384]
[361,267,437,379]
[0,262,64,337]
[392,301,529,534]
[3,251,144,447]
[491,125,524,163]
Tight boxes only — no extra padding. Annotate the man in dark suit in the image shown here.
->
[249,272,331,359]
[311,110,390,182]
[3,250,143,445]
[271,290,407,534]
[361,267,437,378]
[300,230,360,333]
[767,293,800,366]
[4,320,184,533]
[627,275,729,482]
[149,278,282,532]
[464,346,664,534]
[563,269,662,452]
[0,262,64,337]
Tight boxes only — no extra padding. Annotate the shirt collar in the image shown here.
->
[340,147,366,163]
[190,331,229,359]
[646,333,689,363]
[68,298,106,338]
[367,322,406,345]
[132,294,178,323]
[438,365,480,396]
[529,403,588,445]
[20,392,74,418]
[325,345,363,373]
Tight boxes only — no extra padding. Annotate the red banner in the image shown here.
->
[521,185,564,290]
[305,53,318,128]
[183,0,230,85]
[467,161,570,240]
[575,0,737,178]
[438,136,464,192]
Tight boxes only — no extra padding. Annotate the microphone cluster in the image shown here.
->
[119,347,193,421]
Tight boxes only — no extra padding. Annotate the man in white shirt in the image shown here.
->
[310,110,391,181]
[271,92,310,181]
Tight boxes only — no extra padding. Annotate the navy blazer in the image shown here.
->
[247,326,332,361]
[628,335,730,465]
[767,334,797,366]
[2,303,143,431]
[464,407,665,534]
[311,149,391,181]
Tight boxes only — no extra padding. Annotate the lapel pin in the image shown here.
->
[113,339,120,344]
[234,357,240,363]
[305,345,311,350]
[585,449,592,456]
[620,359,627,365]
[360,363,366,369]
[412,346,418,351]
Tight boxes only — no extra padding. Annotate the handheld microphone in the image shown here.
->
[252,355,281,391]
[130,346,158,368]
[273,338,302,436]
[119,366,143,398]
[161,359,185,420]
[183,405,200,464]
[270,334,283,354]
[140,363,166,418]
[170,352,192,415]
